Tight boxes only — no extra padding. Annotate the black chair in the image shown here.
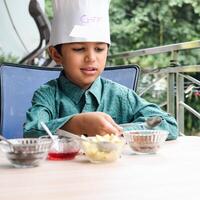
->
[0,63,140,138]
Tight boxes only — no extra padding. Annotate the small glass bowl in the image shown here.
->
[48,137,81,160]
[81,136,124,163]
[123,130,168,154]
[0,138,52,168]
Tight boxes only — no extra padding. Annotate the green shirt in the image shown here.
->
[24,71,178,140]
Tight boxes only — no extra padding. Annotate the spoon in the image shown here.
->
[96,141,117,153]
[120,116,162,130]
[40,122,59,150]
[144,116,162,129]
[40,122,56,141]
[57,129,117,153]
[57,129,88,142]
[0,135,16,152]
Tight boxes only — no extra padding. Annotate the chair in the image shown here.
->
[0,63,140,139]
[102,65,139,91]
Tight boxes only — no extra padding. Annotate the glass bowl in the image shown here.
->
[0,138,52,168]
[123,130,168,154]
[48,137,81,160]
[81,134,124,163]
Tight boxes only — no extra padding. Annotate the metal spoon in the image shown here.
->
[145,116,162,129]
[120,117,162,130]
[96,141,117,153]
[57,129,117,153]
[40,122,59,150]
[40,122,56,141]
[57,129,88,142]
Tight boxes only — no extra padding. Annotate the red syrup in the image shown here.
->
[48,152,79,160]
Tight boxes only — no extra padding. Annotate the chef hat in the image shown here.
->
[50,0,111,46]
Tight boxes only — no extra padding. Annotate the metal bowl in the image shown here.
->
[0,138,52,168]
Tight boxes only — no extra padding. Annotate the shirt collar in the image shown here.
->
[58,71,102,105]
[88,76,102,105]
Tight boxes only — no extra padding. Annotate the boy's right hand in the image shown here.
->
[62,112,122,136]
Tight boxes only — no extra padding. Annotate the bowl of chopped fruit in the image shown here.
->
[81,134,124,163]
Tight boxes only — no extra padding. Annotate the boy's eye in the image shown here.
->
[72,48,85,52]
[71,46,105,52]
[95,47,105,52]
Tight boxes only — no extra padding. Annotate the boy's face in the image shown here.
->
[49,42,108,89]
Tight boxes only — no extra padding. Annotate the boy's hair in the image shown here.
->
[54,44,62,55]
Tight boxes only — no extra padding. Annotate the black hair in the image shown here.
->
[54,44,62,55]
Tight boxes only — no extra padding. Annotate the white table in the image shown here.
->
[0,136,200,200]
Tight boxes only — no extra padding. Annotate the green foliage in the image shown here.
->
[109,0,200,68]
[45,0,53,20]
[108,0,200,135]
[0,49,18,63]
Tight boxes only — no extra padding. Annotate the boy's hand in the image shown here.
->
[80,112,122,136]
[62,112,122,136]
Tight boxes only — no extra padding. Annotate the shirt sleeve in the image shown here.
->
[123,89,179,140]
[23,83,75,138]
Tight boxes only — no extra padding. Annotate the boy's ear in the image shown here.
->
[48,46,62,64]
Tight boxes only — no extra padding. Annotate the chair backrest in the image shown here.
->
[0,63,140,139]
[102,65,139,91]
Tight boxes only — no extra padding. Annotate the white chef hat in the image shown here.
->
[50,0,111,46]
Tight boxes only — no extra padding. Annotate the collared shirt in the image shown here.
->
[23,72,178,140]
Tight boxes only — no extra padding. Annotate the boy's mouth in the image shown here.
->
[80,67,97,75]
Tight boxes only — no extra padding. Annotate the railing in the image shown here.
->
[108,40,200,135]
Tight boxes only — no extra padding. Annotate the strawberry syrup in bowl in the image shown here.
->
[48,137,80,160]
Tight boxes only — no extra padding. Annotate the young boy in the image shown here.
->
[24,0,178,140]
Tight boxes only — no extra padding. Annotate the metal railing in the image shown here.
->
[108,40,200,135]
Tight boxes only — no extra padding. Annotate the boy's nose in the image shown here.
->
[84,51,96,63]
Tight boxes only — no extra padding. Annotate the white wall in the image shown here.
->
[0,0,44,60]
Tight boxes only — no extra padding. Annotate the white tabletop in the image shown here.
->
[0,136,200,200]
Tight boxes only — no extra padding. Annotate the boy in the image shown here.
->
[24,0,178,140]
